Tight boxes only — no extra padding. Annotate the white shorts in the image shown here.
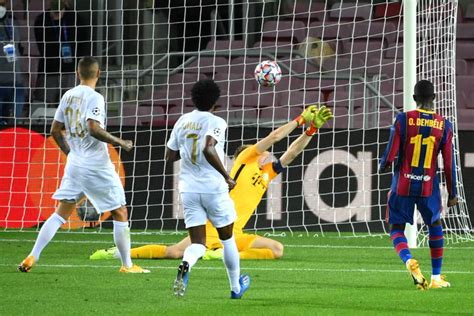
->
[180,192,237,229]
[52,163,126,214]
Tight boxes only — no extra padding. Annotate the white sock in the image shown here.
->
[431,274,441,281]
[30,213,66,260]
[113,221,133,268]
[182,243,206,269]
[221,236,241,293]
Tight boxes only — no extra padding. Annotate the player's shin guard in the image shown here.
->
[131,245,167,259]
[113,221,133,268]
[390,229,413,263]
[30,213,66,260]
[182,243,206,269]
[221,236,241,294]
[428,225,444,276]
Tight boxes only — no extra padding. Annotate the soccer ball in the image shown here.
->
[254,60,282,87]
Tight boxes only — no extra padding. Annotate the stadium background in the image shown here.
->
[1,1,474,314]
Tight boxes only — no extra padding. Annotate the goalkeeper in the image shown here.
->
[90,105,333,261]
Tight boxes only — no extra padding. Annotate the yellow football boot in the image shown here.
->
[406,259,428,290]
[429,275,451,289]
[119,264,150,273]
[18,255,35,273]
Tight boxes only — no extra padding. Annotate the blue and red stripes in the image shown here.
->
[429,225,444,275]
[390,229,412,263]
[441,121,457,199]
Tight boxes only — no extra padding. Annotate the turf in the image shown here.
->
[1,231,473,315]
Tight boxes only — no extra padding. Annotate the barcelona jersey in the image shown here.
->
[206,145,280,241]
[380,109,457,199]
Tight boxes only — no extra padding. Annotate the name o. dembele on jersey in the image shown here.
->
[379,109,457,199]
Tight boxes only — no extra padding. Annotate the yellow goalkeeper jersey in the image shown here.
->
[206,145,278,242]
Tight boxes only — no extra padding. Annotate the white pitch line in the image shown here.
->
[0,238,174,245]
[2,262,474,274]
[2,238,474,250]
[284,244,474,250]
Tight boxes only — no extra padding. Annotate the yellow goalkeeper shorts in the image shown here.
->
[206,233,257,251]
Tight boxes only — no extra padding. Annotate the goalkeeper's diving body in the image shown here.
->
[90,105,333,261]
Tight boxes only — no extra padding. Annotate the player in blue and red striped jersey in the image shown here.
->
[380,80,458,290]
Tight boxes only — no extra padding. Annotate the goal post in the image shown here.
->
[403,0,418,248]
[0,0,472,243]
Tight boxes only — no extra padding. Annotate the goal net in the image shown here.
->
[1,0,472,243]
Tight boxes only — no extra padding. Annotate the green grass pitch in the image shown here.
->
[1,231,473,315]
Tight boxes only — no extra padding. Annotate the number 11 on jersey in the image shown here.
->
[410,135,435,169]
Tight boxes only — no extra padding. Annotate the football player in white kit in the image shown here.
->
[166,79,250,298]
[19,57,149,274]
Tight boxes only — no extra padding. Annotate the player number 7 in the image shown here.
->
[410,135,435,169]
[186,133,199,164]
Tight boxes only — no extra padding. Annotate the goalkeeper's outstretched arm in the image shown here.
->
[279,133,312,167]
[279,106,333,167]
[254,105,317,154]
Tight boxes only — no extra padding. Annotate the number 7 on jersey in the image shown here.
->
[186,133,199,164]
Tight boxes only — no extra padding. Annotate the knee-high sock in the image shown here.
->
[390,229,412,263]
[30,213,66,260]
[239,248,275,260]
[221,236,241,293]
[428,225,444,276]
[130,245,167,259]
[113,221,133,268]
[182,243,206,269]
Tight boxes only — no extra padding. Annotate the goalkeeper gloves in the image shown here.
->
[305,106,334,136]
[294,105,317,127]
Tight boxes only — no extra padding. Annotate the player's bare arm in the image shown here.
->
[280,106,333,167]
[50,120,70,155]
[203,135,236,190]
[87,119,133,152]
[254,105,317,154]
[165,147,181,162]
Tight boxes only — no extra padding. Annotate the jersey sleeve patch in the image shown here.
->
[205,117,227,141]
[86,95,106,126]
[212,127,222,138]
[91,107,102,117]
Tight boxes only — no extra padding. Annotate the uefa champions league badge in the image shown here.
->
[92,107,101,116]
[213,128,221,137]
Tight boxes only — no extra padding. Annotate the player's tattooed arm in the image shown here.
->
[51,120,70,155]
[87,119,133,152]
[203,135,236,190]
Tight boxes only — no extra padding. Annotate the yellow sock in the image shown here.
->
[239,248,275,260]
[130,245,167,259]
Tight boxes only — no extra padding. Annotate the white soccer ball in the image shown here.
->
[254,60,282,87]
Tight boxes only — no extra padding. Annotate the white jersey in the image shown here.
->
[167,110,228,194]
[54,85,111,170]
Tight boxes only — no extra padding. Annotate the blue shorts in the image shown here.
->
[387,190,442,225]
